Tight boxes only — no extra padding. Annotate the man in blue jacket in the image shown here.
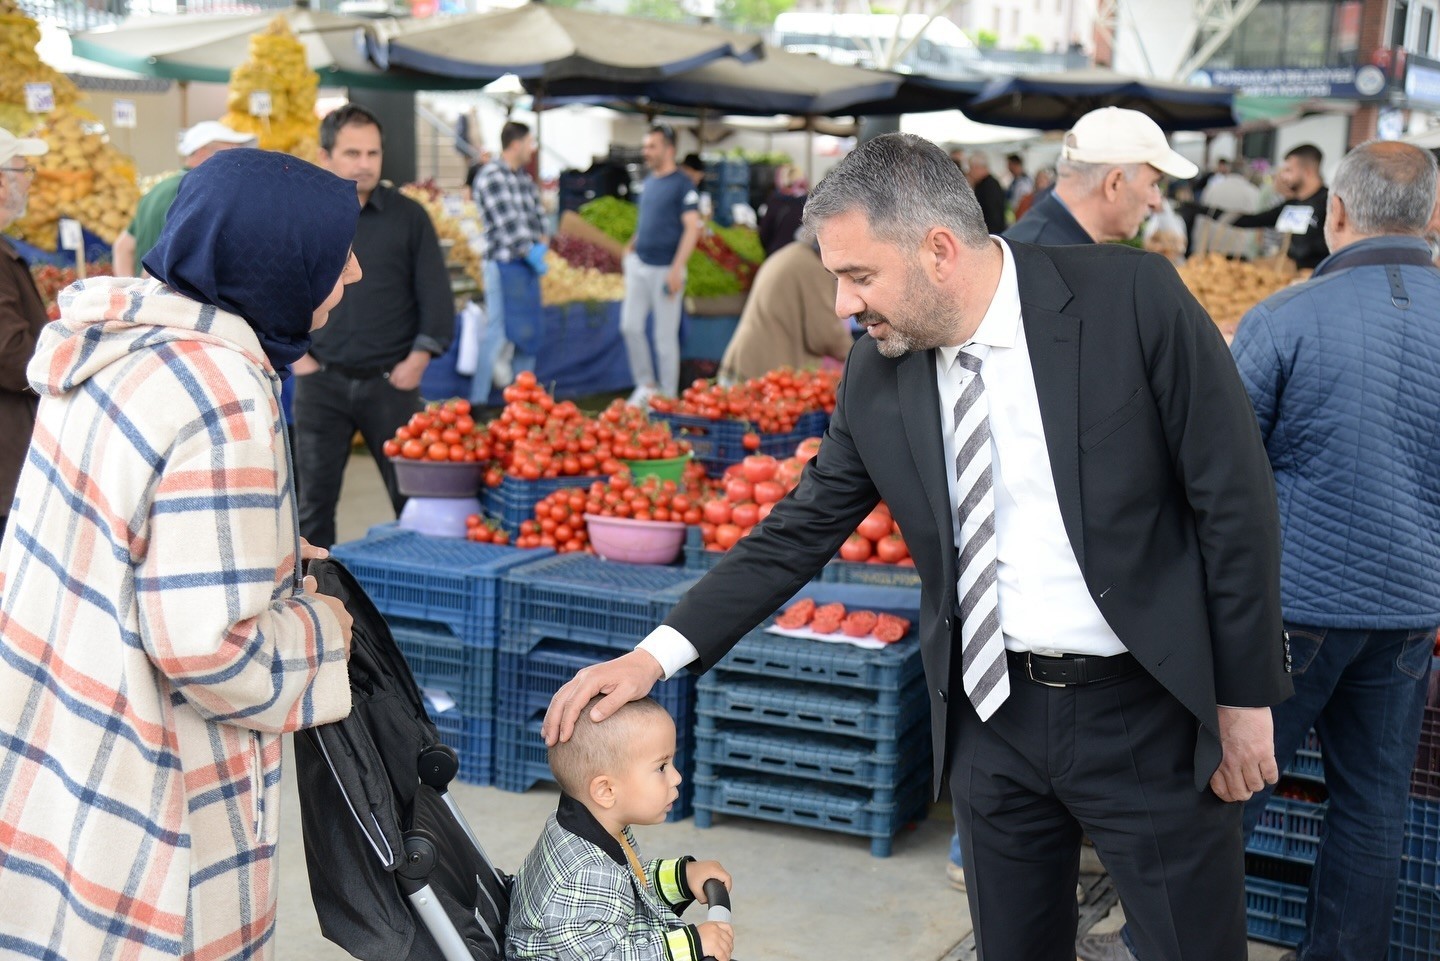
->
[1081,139,1440,961]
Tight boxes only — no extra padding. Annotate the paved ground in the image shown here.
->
[271,452,1292,961]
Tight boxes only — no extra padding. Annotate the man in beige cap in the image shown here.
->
[111,120,256,276]
[0,126,49,548]
[1006,106,1198,246]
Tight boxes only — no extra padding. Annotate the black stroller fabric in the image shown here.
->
[295,558,511,961]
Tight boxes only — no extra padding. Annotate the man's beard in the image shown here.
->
[859,265,963,359]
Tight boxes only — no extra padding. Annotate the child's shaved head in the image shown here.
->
[548,696,674,799]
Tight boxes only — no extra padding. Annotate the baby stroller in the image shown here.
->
[294,557,510,961]
[294,558,733,961]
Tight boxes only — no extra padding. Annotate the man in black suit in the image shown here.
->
[966,151,1010,235]
[1006,107,1191,246]
[545,134,1291,961]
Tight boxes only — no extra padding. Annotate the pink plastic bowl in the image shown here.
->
[583,513,688,565]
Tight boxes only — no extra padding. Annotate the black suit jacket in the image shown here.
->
[972,174,1009,235]
[664,241,1291,794]
[1003,191,1094,246]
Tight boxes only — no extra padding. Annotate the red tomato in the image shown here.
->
[839,533,873,563]
[741,431,761,451]
[841,610,879,637]
[740,454,778,483]
[401,439,426,460]
[757,502,775,522]
[724,478,754,503]
[857,505,893,543]
[382,439,401,458]
[876,533,910,564]
[714,523,744,550]
[752,480,786,505]
[730,501,760,529]
[794,437,822,462]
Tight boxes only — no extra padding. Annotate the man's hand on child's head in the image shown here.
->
[697,921,734,961]
[686,860,731,901]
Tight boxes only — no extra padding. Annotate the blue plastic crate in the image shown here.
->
[691,768,930,857]
[391,617,496,718]
[488,475,593,534]
[696,671,929,741]
[1390,879,1440,961]
[495,636,697,729]
[493,715,694,822]
[1413,703,1439,802]
[1401,796,1440,887]
[331,529,551,644]
[1244,875,1307,947]
[1247,794,1327,865]
[431,711,494,786]
[694,719,930,795]
[819,559,923,589]
[1285,728,1325,783]
[502,554,700,648]
[651,409,828,474]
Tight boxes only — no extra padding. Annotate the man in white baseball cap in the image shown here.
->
[1006,106,1198,246]
[1,125,50,545]
[112,120,256,276]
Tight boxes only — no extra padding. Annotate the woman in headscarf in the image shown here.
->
[0,149,360,960]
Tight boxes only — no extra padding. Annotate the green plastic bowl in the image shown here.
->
[621,452,692,484]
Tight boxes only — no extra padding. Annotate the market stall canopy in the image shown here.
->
[838,73,987,117]
[963,69,1236,131]
[69,4,469,90]
[364,3,764,84]
[528,44,901,117]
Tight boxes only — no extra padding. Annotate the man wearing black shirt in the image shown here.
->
[1190,144,1329,270]
[966,152,1009,234]
[293,104,453,548]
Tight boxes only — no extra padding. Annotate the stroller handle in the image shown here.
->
[703,877,731,922]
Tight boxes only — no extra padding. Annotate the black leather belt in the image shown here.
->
[1007,650,1142,687]
[321,361,390,380]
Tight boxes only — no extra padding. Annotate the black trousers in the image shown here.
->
[948,658,1247,961]
[292,366,422,549]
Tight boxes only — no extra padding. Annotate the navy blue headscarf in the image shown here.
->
[143,148,360,374]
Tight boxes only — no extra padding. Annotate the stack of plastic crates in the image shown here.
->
[330,528,551,785]
[691,583,929,857]
[1243,659,1440,960]
[496,554,702,820]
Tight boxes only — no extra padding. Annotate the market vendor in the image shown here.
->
[0,126,48,549]
[717,236,850,384]
[1185,144,1330,270]
[111,120,255,277]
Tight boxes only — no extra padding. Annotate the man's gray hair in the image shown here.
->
[803,133,991,250]
[1056,158,1144,193]
[1331,140,1438,236]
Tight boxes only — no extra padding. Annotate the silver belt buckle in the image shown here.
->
[1025,652,1069,688]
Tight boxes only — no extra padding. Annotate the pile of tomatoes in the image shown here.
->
[382,372,691,483]
[382,397,485,463]
[773,598,911,643]
[511,472,713,553]
[696,439,912,567]
[464,515,512,545]
[648,367,838,434]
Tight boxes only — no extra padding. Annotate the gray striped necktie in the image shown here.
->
[953,345,1009,720]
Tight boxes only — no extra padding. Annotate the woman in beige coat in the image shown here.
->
[718,239,854,384]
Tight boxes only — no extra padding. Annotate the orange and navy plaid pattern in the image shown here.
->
[0,278,351,960]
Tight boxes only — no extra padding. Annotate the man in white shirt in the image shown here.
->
[545,134,1291,961]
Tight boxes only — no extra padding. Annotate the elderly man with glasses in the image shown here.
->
[0,127,48,550]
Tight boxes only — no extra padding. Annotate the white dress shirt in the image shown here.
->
[638,238,1125,680]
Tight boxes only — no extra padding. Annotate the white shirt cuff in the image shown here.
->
[637,625,700,680]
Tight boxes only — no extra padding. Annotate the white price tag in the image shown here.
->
[249,90,272,118]
[59,218,84,252]
[24,82,54,114]
[112,99,137,129]
[1276,204,1315,235]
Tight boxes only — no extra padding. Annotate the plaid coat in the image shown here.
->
[507,793,705,961]
[0,278,351,960]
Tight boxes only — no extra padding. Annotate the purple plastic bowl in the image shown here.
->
[583,513,688,565]
[390,458,484,498]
